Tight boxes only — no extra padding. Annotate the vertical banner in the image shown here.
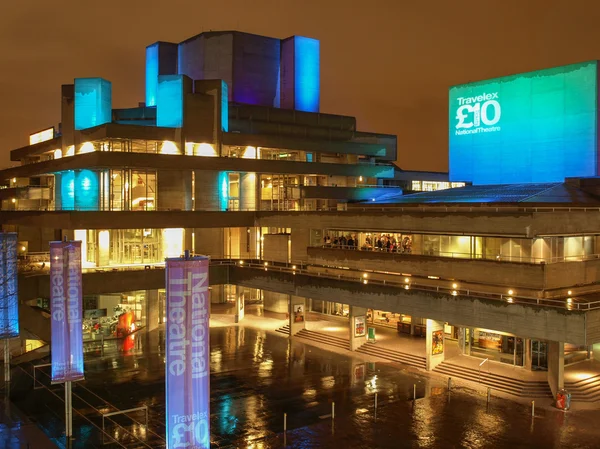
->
[50,241,84,383]
[166,256,210,449]
[0,233,19,338]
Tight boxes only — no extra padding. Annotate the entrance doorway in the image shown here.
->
[531,340,548,371]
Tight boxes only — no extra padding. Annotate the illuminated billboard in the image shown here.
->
[29,127,55,146]
[165,255,210,449]
[50,241,84,384]
[449,61,599,185]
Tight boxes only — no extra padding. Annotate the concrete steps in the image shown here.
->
[565,373,600,402]
[295,329,350,350]
[356,343,427,369]
[433,362,553,398]
[275,324,290,336]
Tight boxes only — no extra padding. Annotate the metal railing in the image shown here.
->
[311,244,600,265]
[16,256,600,311]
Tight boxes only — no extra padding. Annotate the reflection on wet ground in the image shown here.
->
[7,326,600,448]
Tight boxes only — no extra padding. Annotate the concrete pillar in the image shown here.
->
[349,306,367,351]
[194,171,227,211]
[146,289,159,331]
[240,172,257,211]
[289,296,306,336]
[263,291,288,314]
[291,228,310,263]
[157,170,192,211]
[524,339,533,370]
[194,228,224,258]
[210,285,225,304]
[548,341,565,397]
[458,327,466,355]
[235,286,245,323]
[425,319,445,371]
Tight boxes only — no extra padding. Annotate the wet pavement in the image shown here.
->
[5,324,600,448]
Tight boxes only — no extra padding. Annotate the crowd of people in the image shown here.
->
[323,233,413,253]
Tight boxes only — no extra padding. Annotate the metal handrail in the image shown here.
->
[478,358,489,384]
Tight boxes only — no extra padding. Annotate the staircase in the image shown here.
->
[356,343,426,370]
[565,373,600,402]
[275,324,290,336]
[295,329,350,350]
[433,361,552,398]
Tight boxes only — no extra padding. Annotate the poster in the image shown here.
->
[165,256,210,449]
[0,233,19,339]
[354,316,366,337]
[50,241,84,383]
[293,304,304,323]
[432,329,444,355]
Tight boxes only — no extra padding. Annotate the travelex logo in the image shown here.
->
[454,92,501,136]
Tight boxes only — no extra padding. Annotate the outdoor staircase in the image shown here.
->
[356,343,427,370]
[433,361,553,398]
[294,329,350,350]
[275,326,350,350]
[565,373,600,402]
[275,324,290,336]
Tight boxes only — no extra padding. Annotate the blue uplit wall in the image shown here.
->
[221,81,229,132]
[58,171,75,211]
[219,171,229,211]
[74,170,99,210]
[449,61,599,185]
[145,44,159,107]
[74,78,112,130]
[294,36,320,113]
[157,75,184,128]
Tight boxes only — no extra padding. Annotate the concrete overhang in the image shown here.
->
[18,264,591,345]
[0,210,256,229]
[223,132,387,158]
[10,137,62,162]
[0,152,395,181]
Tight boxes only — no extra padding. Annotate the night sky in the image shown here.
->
[2,1,599,171]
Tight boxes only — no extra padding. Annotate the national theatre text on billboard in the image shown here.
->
[449,61,599,185]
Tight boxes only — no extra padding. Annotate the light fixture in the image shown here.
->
[404,285,409,290]
[404,277,410,283]
[567,297,573,303]
[239,260,244,265]
[363,279,368,285]
[567,290,572,296]
[452,283,458,289]
[11,198,15,203]
[508,289,514,296]
[264,262,268,266]
[452,290,458,296]
[11,178,16,183]
[363,273,368,279]
[292,265,296,270]
[359,176,363,182]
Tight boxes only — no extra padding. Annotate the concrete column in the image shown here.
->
[263,291,288,314]
[458,327,466,355]
[349,306,367,351]
[194,171,227,211]
[548,341,565,397]
[425,319,445,371]
[289,296,306,336]
[291,228,310,263]
[146,289,159,331]
[235,286,245,323]
[524,339,533,370]
[240,172,257,211]
[194,228,224,258]
[210,285,225,304]
[157,170,192,210]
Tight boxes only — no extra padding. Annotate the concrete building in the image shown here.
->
[3,32,600,399]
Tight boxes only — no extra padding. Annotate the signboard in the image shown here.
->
[354,316,366,337]
[166,256,210,449]
[0,233,19,338]
[449,61,599,185]
[50,241,84,383]
[29,127,55,145]
[432,330,444,355]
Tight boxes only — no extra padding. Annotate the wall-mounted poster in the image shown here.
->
[293,304,305,322]
[432,329,444,355]
[354,316,366,337]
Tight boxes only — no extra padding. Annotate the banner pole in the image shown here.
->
[65,381,72,437]
[4,339,9,382]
